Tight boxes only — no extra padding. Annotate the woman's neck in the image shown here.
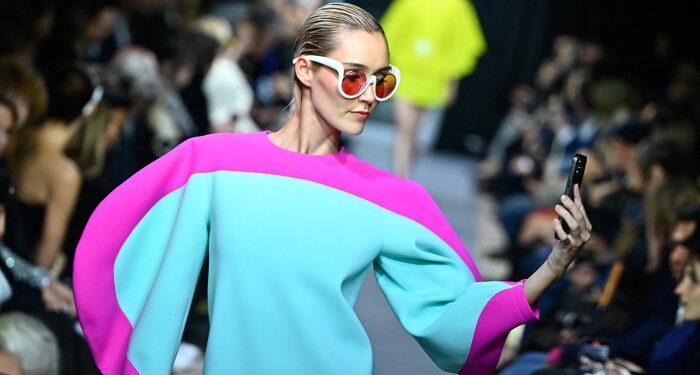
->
[39,119,81,152]
[271,109,341,155]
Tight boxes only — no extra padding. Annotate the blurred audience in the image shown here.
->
[479,27,700,374]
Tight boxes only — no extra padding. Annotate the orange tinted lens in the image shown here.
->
[341,71,367,96]
[375,74,397,99]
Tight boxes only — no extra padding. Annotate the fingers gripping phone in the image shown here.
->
[558,153,587,239]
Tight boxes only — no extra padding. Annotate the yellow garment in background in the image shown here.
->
[381,0,487,107]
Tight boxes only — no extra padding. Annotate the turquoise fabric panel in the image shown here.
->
[114,174,211,373]
[113,170,508,374]
[377,208,514,372]
[203,171,382,374]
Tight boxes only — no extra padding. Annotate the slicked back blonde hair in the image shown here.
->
[289,3,385,114]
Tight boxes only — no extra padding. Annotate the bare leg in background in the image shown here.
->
[392,98,427,178]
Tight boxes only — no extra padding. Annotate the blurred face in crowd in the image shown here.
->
[85,7,118,42]
[543,97,571,131]
[569,261,598,293]
[670,221,696,280]
[611,139,635,172]
[675,257,700,321]
[0,103,15,153]
[553,36,578,68]
[308,30,389,135]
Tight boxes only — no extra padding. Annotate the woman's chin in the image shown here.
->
[336,121,366,136]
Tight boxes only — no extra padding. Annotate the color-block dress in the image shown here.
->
[73,131,538,375]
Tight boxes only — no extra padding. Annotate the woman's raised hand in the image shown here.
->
[549,184,593,276]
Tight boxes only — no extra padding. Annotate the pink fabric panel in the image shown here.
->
[459,283,539,375]
[244,131,482,279]
[74,139,205,373]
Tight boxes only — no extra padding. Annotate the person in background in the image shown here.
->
[3,66,93,272]
[3,65,102,375]
[381,0,486,178]
[0,88,76,319]
[637,136,700,273]
[668,206,700,285]
[192,15,259,134]
[614,205,700,374]
[109,45,194,162]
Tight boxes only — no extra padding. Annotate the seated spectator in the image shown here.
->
[0,91,75,318]
[642,205,700,374]
[668,206,700,281]
[191,15,259,134]
[638,136,700,273]
[3,65,101,375]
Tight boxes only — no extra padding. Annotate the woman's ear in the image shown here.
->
[294,57,315,88]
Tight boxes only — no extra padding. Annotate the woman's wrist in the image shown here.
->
[545,250,569,279]
[525,252,567,305]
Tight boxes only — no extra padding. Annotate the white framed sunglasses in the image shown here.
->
[292,55,400,101]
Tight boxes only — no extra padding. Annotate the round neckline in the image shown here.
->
[262,130,348,158]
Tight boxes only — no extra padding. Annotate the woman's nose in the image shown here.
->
[358,79,378,103]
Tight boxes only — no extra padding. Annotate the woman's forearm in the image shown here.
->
[34,240,61,270]
[524,254,567,306]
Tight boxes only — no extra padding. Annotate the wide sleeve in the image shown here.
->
[73,138,212,375]
[374,185,538,375]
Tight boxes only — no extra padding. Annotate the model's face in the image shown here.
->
[310,30,389,135]
[676,258,700,321]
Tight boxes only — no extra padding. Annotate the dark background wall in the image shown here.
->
[351,0,700,156]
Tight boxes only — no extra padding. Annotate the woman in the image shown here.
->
[74,4,591,374]
[0,91,76,317]
[4,66,99,273]
[645,211,700,375]
[3,65,106,375]
[381,0,487,178]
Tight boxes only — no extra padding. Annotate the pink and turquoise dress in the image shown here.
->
[73,131,538,374]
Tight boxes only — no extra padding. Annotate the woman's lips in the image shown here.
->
[351,111,370,120]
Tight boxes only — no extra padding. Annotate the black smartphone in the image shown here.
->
[558,153,587,238]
